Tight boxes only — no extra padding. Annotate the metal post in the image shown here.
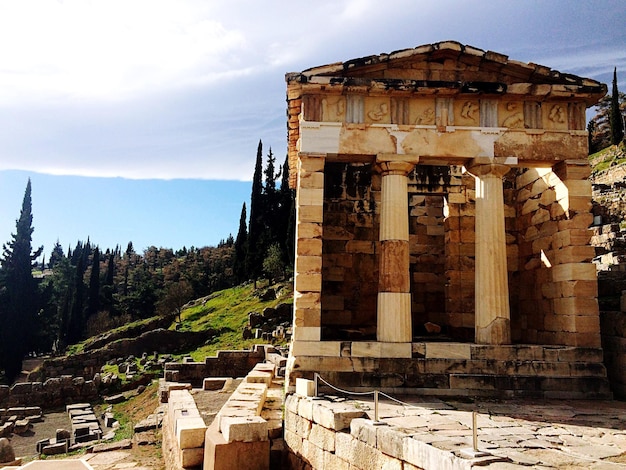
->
[314,373,319,397]
[374,390,379,422]
[472,411,478,451]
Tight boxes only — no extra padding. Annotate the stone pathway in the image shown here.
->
[348,395,626,468]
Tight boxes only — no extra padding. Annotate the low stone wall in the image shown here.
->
[203,362,284,470]
[0,376,98,409]
[31,329,213,381]
[166,389,207,468]
[164,345,271,387]
[284,391,486,470]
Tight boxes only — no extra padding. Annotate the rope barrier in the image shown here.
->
[312,373,486,455]
[314,373,430,421]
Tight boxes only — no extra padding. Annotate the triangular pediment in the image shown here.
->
[289,41,604,91]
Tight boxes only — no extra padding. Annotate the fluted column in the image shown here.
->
[376,158,417,343]
[466,161,512,344]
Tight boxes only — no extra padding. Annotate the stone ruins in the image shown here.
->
[284,41,610,398]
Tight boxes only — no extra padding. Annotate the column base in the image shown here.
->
[377,292,412,343]
[475,317,511,345]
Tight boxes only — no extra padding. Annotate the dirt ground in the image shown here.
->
[8,409,72,461]
[191,378,243,427]
[6,377,241,469]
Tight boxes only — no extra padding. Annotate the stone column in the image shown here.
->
[376,157,417,343]
[466,160,512,344]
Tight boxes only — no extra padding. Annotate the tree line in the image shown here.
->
[0,140,295,384]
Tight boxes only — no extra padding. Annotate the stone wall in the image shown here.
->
[284,392,483,470]
[514,163,600,348]
[321,162,378,339]
[31,329,212,381]
[0,376,99,409]
[163,345,269,387]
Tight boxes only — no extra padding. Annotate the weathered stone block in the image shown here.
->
[180,447,205,468]
[425,342,471,359]
[311,401,366,431]
[204,424,270,470]
[295,379,316,398]
[310,422,336,452]
[176,416,206,449]
[220,416,268,443]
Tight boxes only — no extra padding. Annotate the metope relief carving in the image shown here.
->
[548,105,565,123]
[321,97,346,122]
[416,108,435,125]
[365,97,390,124]
[545,103,568,130]
[367,103,389,122]
[461,101,478,121]
[455,100,478,126]
[500,102,524,129]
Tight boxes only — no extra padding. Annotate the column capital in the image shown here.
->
[375,154,419,176]
[466,162,512,178]
[375,160,416,176]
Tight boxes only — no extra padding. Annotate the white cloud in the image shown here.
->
[0,0,249,103]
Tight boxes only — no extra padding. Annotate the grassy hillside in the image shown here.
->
[66,280,292,364]
[589,142,626,176]
[174,281,292,361]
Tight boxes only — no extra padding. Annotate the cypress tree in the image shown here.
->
[101,253,115,313]
[86,247,100,318]
[67,254,85,343]
[247,140,265,283]
[0,179,43,382]
[279,156,296,269]
[610,67,624,145]
[233,203,248,283]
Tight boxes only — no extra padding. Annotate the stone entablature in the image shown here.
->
[284,41,608,396]
[286,41,605,187]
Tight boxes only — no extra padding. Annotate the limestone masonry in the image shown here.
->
[284,41,609,398]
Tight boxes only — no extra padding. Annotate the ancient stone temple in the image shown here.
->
[285,41,611,398]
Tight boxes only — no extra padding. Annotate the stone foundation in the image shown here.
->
[287,343,611,399]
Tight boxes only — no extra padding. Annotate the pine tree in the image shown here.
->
[0,179,43,382]
[233,203,248,283]
[610,67,625,145]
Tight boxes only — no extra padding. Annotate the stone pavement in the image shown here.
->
[3,450,153,470]
[348,395,626,468]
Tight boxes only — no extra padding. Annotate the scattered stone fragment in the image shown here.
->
[0,437,16,463]
[42,440,68,456]
[91,438,132,453]
[13,418,30,434]
[105,393,126,404]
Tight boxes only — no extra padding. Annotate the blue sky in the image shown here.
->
[0,0,625,256]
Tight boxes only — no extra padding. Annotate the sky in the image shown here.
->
[0,0,625,257]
